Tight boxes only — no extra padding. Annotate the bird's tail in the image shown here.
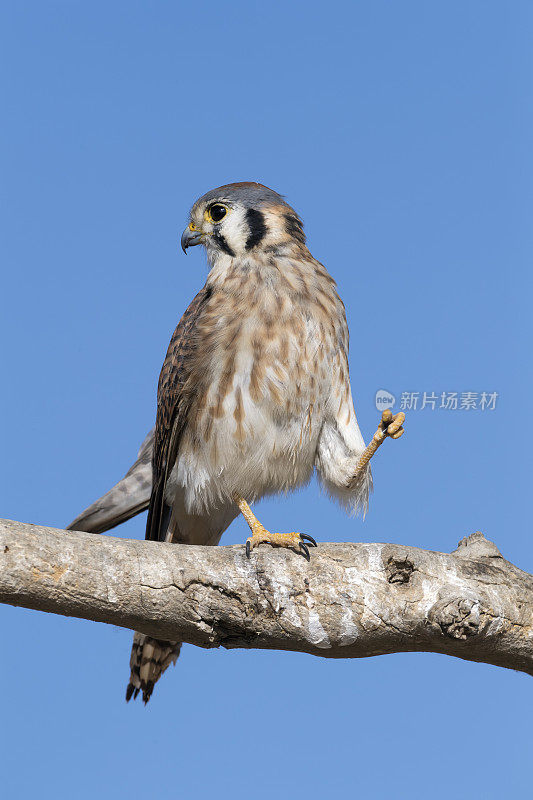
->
[67,428,154,534]
[67,429,238,704]
[126,633,182,704]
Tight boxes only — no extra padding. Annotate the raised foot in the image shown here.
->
[245,524,317,560]
[376,409,405,441]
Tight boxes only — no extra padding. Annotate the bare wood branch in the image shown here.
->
[1,518,532,675]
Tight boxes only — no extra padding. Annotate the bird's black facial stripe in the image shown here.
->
[213,232,236,257]
[284,212,306,244]
[245,208,267,250]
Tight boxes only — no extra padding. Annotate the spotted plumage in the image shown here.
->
[69,181,405,704]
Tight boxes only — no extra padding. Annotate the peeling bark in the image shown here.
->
[1,518,532,675]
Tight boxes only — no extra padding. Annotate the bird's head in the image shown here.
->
[180,182,306,262]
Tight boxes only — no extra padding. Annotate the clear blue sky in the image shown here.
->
[2,2,531,798]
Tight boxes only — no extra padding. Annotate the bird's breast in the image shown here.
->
[182,293,339,488]
[174,264,348,510]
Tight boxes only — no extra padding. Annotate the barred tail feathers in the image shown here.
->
[125,498,238,703]
[125,633,182,704]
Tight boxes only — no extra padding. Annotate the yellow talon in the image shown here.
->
[235,496,317,560]
[379,409,405,438]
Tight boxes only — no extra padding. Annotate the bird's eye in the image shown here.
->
[207,203,227,223]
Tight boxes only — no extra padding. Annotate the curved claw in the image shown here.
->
[244,530,316,560]
[299,542,310,561]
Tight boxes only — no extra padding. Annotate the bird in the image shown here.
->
[68,428,154,535]
[68,182,405,703]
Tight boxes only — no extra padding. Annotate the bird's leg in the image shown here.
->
[234,496,317,560]
[346,409,405,491]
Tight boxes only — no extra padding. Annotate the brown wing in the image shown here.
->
[145,283,213,542]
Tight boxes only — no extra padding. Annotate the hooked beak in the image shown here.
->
[181,224,204,254]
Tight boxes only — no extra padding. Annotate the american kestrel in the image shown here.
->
[69,182,405,703]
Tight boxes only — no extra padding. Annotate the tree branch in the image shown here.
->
[1,518,532,675]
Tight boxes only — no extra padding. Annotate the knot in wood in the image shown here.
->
[430,596,483,640]
[386,557,414,585]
